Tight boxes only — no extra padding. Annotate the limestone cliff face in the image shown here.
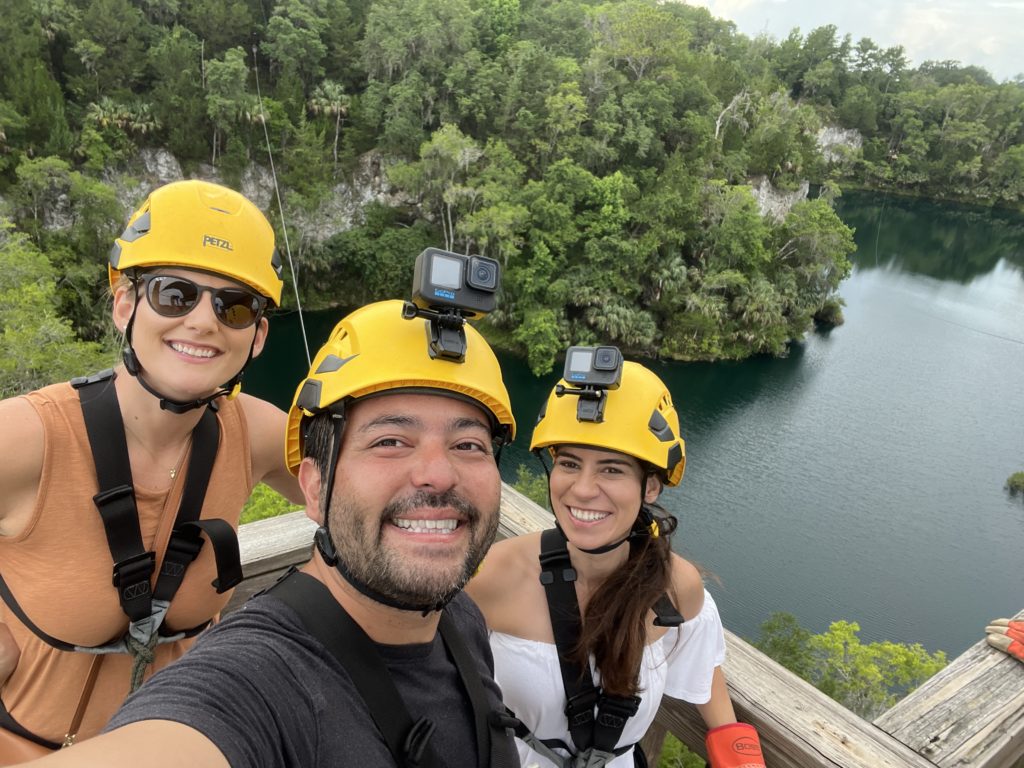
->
[749,176,810,221]
[817,126,863,163]
[84,149,399,245]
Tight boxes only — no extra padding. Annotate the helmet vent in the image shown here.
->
[667,443,683,471]
[120,211,151,242]
[315,354,357,374]
[296,379,323,412]
[648,410,674,443]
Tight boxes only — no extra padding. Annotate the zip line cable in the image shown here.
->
[251,44,311,367]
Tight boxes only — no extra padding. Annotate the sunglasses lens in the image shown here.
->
[142,275,264,329]
[213,290,262,329]
[147,276,198,317]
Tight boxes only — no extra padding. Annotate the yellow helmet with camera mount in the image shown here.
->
[530,361,686,486]
[285,300,516,475]
[109,179,284,305]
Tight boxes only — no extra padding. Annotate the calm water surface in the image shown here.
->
[248,193,1024,657]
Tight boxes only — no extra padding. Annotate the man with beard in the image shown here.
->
[22,300,519,768]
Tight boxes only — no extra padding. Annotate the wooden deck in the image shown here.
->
[233,484,1024,767]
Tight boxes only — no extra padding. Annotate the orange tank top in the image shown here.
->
[0,381,254,749]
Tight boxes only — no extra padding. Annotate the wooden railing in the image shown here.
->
[232,485,1024,767]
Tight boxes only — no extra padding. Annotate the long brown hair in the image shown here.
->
[573,497,678,697]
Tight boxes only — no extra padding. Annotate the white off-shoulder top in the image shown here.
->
[490,589,726,768]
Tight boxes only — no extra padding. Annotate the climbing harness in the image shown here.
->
[501,527,683,768]
[0,369,243,748]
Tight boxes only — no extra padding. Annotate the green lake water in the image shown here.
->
[247,192,1024,657]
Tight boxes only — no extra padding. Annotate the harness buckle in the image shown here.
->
[564,688,599,728]
[595,695,641,730]
[111,551,156,595]
[163,530,205,570]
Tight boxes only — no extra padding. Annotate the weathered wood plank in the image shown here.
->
[721,630,937,767]
[875,609,1024,768]
[226,510,317,611]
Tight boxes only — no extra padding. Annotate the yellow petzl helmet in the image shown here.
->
[285,300,516,474]
[109,179,284,305]
[530,361,685,486]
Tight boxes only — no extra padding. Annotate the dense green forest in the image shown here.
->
[1,0,1021,387]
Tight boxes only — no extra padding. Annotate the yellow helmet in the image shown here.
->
[285,300,516,474]
[530,361,685,486]
[109,179,284,305]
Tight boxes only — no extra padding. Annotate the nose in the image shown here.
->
[409,438,459,492]
[182,291,220,332]
[569,468,601,501]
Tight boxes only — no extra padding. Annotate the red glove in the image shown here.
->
[705,722,766,768]
[986,618,1024,662]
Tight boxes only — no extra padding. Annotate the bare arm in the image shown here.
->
[695,666,737,729]
[465,532,546,637]
[239,393,304,504]
[0,397,44,538]
[16,721,229,767]
[0,398,42,684]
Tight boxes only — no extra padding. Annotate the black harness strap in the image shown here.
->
[76,370,153,622]
[0,700,62,751]
[539,528,600,754]
[537,527,684,762]
[266,571,502,768]
[72,370,240,630]
[438,613,491,768]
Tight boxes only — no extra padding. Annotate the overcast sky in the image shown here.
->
[686,0,1024,82]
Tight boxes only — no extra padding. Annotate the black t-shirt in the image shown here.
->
[108,592,509,767]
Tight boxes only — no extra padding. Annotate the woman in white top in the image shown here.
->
[468,351,765,768]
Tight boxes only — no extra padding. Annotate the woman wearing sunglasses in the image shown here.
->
[467,354,765,768]
[0,180,303,759]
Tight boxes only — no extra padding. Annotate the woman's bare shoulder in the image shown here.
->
[467,532,541,601]
[0,396,45,533]
[669,553,706,621]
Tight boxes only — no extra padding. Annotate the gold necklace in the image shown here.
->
[168,436,193,480]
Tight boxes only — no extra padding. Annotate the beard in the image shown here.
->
[328,488,499,608]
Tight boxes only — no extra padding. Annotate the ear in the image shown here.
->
[297,458,324,525]
[250,316,270,358]
[111,282,137,333]
[644,474,663,504]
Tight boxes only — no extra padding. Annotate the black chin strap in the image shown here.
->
[121,286,258,414]
[313,408,463,616]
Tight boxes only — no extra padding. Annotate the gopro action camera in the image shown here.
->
[412,248,500,319]
[563,345,624,389]
[404,248,502,363]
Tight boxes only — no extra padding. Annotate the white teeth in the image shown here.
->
[170,342,217,358]
[393,518,459,534]
[570,508,609,522]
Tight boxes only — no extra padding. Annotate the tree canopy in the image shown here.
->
[0,0,1019,376]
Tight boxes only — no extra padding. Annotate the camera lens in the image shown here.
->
[467,256,499,292]
[593,346,620,371]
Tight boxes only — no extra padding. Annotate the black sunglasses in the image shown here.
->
[137,274,267,330]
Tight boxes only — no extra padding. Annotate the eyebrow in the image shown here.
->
[555,449,634,467]
[358,414,491,434]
